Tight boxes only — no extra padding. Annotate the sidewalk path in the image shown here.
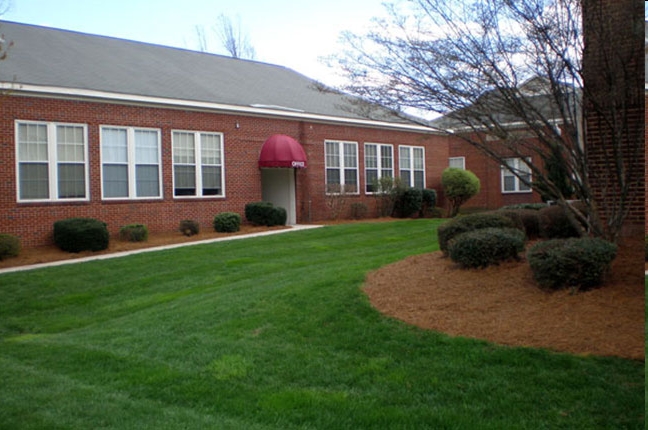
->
[0,224,323,275]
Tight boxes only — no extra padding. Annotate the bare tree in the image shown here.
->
[331,0,643,242]
[215,14,256,60]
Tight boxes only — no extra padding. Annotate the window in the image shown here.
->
[501,157,532,193]
[172,131,224,197]
[399,146,425,189]
[101,126,162,199]
[325,140,358,193]
[16,121,88,201]
[364,143,393,193]
[448,157,465,170]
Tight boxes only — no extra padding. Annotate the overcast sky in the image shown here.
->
[2,0,389,87]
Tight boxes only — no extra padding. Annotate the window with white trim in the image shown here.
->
[399,146,425,189]
[325,140,358,193]
[448,157,465,170]
[16,121,88,202]
[364,143,393,193]
[501,157,532,193]
[101,126,162,199]
[172,131,224,197]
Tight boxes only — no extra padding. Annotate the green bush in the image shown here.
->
[0,234,20,260]
[420,188,437,217]
[441,167,480,217]
[350,202,368,220]
[245,202,286,226]
[527,237,617,290]
[437,212,517,254]
[448,228,526,268]
[498,209,541,239]
[538,202,587,239]
[213,212,242,233]
[53,218,109,253]
[179,220,200,236]
[119,224,148,242]
[500,203,546,211]
[393,187,422,218]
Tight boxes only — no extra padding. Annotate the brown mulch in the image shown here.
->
[364,236,645,360]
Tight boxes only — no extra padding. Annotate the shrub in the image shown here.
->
[393,187,422,218]
[441,167,480,217]
[245,202,286,226]
[420,188,437,217]
[53,218,109,253]
[538,201,587,239]
[179,220,200,236]
[119,224,148,242]
[448,228,526,268]
[350,202,368,220]
[213,212,241,233]
[0,234,20,260]
[500,203,546,211]
[437,212,517,254]
[498,209,541,239]
[527,237,617,290]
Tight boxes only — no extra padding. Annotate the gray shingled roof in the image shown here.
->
[0,21,419,125]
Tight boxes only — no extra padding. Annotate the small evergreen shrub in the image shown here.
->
[213,212,241,233]
[119,224,148,242]
[179,220,200,236]
[538,202,587,239]
[437,212,517,254]
[420,188,437,217]
[441,167,480,217]
[448,228,526,268]
[393,187,423,218]
[0,234,20,260]
[498,209,541,239]
[53,218,109,253]
[500,203,546,211]
[350,202,368,220]
[245,202,287,226]
[527,237,617,290]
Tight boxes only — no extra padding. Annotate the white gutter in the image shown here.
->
[1,83,440,134]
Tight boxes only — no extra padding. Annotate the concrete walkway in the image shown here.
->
[0,224,324,275]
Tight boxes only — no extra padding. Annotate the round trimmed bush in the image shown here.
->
[420,188,437,217]
[0,234,20,260]
[527,237,617,290]
[437,212,517,254]
[119,224,148,242]
[245,202,286,226]
[441,167,480,217]
[53,218,109,253]
[448,227,526,268]
[393,187,422,218]
[213,212,241,233]
[538,201,587,239]
[179,220,200,236]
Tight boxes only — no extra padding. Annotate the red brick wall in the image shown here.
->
[447,136,543,210]
[0,95,450,246]
[582,0,645,237]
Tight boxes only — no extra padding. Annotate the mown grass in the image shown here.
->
[0,220,643,429]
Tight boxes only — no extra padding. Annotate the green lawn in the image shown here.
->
[0,220,643,429]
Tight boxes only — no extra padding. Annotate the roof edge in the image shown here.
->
[2,83,442,134]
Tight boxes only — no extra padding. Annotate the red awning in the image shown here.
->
[258,134,307,168]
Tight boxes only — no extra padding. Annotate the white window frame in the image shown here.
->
[501,157,533,193]
[399,145,426,189]
[15,120,89,202]
[364,143,394,194]
[172,130,225,198]
[100,125,163,200]
[448,156,465,170]
[325,140,359,194]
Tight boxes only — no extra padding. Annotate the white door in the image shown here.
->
[261,168,296,225]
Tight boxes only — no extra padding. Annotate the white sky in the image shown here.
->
[2,0,389,87]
